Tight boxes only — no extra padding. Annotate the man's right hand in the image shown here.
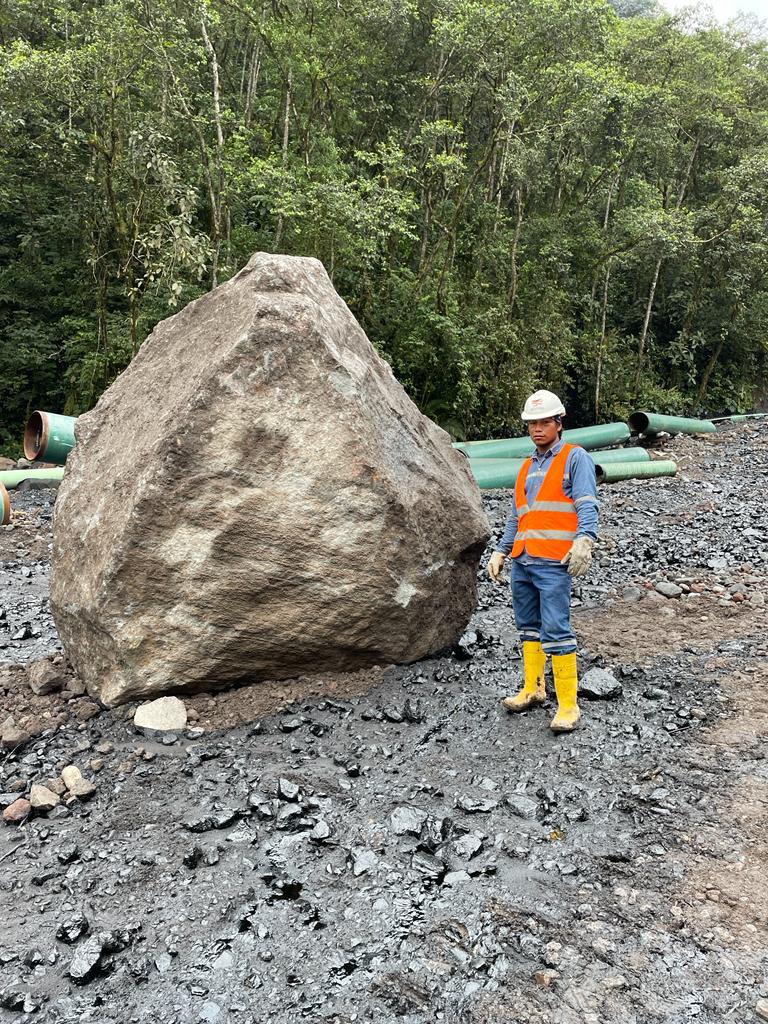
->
[488,551,506,583]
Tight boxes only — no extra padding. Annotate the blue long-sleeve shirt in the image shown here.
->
[495,438,599,561]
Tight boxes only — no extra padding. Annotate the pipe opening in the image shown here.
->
[23,411,48,461]
[628,412,649,434]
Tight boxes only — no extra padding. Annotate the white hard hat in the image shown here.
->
[521,389,566,421]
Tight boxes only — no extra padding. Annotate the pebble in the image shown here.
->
[61,765,96,800]
[0,717,30,750]
[29,784,60,812]
[27,658,67,695]
[655,581,683,598]
[2,798,31,824]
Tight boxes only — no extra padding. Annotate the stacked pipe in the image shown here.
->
[23,411,77,464]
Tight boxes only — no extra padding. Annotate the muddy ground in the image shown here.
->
[1,422,767,1023]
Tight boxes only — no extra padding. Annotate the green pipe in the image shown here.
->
[711,413,767,422]
[0,468,65,489]
[468,447,652,489]
[628,412,715,436]
[456,422,630,459]
[469,458,526,489]
[595,460,677,484]
[0,483,9,525]
[585,447,651,465]
[24,411,78,464]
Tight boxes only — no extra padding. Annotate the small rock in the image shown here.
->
[61,765,96,801]
[504,794,541,820]
[67,936,104,984]
[580,668,623,701]
[27,659,67,696]
[133,696,188,736]
[456,795,498,814]
[390,806,428,836]
[29,784,60,813]
[309,819,331,842]
[2,798,31,825]
[57,841,80,864]
[756,998,768,1021]
[56,913,90,944]
[654,581,683,598]
[64,678,86,697]
[350,848,378,876]
[75,700,101,722]
[0,717,31,751]
[443,869,471,886]
[534,969,560,988]
[277,778,301,802]
[61,765,83,790]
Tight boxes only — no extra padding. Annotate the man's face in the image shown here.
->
[527,417,560,448]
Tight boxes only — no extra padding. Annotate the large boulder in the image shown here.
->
[51,253,489,705]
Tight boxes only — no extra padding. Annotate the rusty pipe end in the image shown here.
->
[0,483,10,525]
[23,411,49,461]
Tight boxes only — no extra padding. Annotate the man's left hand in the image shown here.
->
[561,536,595,577]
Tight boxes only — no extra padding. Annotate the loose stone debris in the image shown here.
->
[0,420,766,1023]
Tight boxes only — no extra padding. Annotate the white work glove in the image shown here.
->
[561,536,595,577]
[488,551,506,583]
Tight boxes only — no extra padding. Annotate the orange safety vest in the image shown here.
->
[511,443,579,561]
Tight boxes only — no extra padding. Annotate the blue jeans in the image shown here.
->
[510,558,576,655]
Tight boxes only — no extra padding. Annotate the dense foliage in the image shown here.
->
[2,0,768,450]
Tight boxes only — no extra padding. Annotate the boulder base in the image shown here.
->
[51,253,489,705]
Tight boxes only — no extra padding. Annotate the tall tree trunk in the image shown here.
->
[594,265,611,420]
[506,190,524,310]
[635,255,662,395]
[201,18,225,286]
[274,69,292,250]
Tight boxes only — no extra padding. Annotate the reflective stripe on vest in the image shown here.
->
[511,443,579,561]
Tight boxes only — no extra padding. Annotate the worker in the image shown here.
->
[487,390,599,732]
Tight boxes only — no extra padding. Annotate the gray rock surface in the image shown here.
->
[580,668,623,701]
[50,253,489,705]
[655,580,683,598]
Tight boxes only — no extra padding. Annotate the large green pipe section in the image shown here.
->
[24,411,78,464]
[595,460,677,484]
[468,447,651,489]
[456,422,630,459]
[0,468,65,489]
[628,412,715,437]
[0,483,9,525]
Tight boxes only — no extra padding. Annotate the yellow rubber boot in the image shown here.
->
[550,652,581,732]
[502,641,547,712]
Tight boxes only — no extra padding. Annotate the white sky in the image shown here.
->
[662,0,768,19]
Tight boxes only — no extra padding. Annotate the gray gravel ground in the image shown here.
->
[1,421,767,1024]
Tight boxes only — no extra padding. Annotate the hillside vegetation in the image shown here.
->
[2,0,767,448]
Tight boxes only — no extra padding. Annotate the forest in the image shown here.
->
[1,0,767,451]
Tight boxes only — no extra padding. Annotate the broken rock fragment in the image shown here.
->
[580,668,623,701]
[50,252,489,705]
[133,696,188,736]
[61,765,96,801]
[2,798,31,825]
[29,784,60,813]
[27,658,68,696]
